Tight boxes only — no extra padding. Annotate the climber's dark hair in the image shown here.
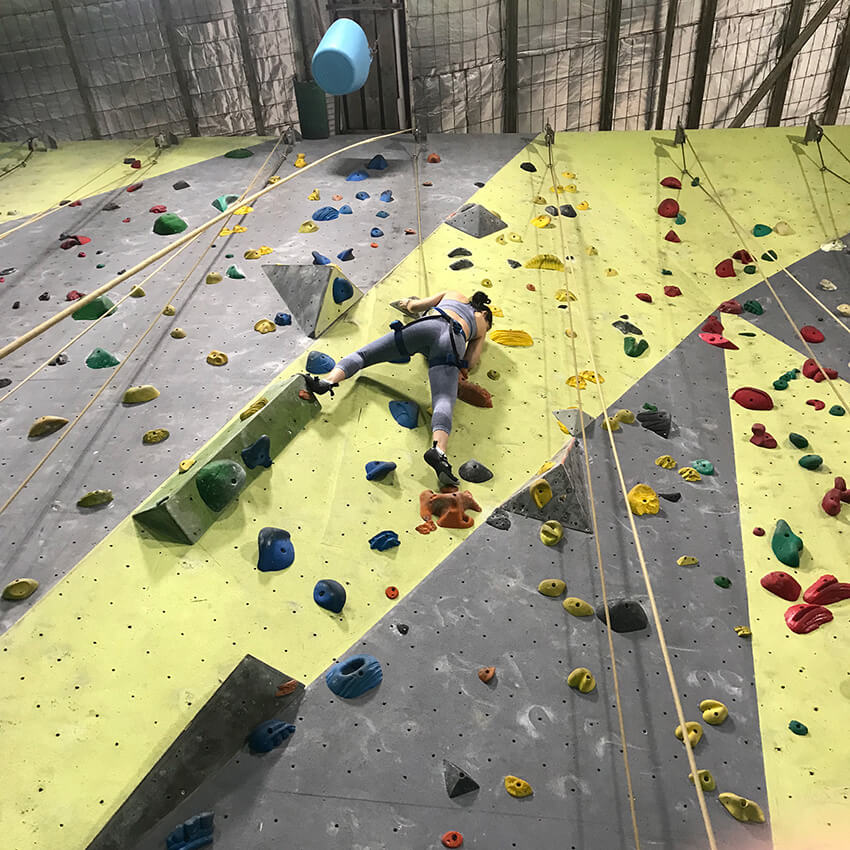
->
[469,291,493,328]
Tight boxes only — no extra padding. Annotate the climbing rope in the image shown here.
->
[411,140,431,296]
[545,132,721,850]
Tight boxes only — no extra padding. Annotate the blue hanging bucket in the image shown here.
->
[311,18,372,96]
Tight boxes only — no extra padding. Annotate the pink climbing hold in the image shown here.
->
[664,230,681,243]
[663,285,682,297]
[65,290,85,301]
[698,332,738,350]
[69,200,82,207]
[701,315,724,334]
[657,198,679,218]
[731,387,773,410]
[750,423,777,448]
[800,325,825,343]
[802,358,838,382]
[732,249,754,264]
[78,251,86,258]
[718,299,743,314]
[127,182,143,192]
[803,574,850,605]
[636,293,653,303]
[715,259,735,278]
[660,176,682,189]
[785,603,833,635]
[149,204,167,214]
[123,217,131,223]
[822,476,850,516]
[760,571,801,602]
[130,159,142,169]
[753,527,765,536]
[807,399,825,410]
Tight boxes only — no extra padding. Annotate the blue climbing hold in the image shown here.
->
[355,191,370,200]
[313,578,347,613]
[337,247,354,261]
[365,460,396,481]
[247,720,296,753]
[257,527,295,572]
[306,350,336,373]
[389,399,419,428]
[274,311,292,325]
[312,206,339,222]
[507,259,521,268]
[346,169,368,181]
[326,654,383,698]
[560,204,576,217]
[379,189,393,202]
[332,276,354,303]
[166,812,215,850]
[366,154,388,170]
[370,227,384,238]
[312,250,330,265]
[241,434,272,469]
[339,204,353,214]
[376,210,389,218]
[369,530,400,551]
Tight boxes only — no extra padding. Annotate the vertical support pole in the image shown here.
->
[823,11,850,125]
[503,0,519,133]
[49,0,101,139]
[153,0,200,136]
[232,0,267,135]
[599,0,622,130]
[654,0,679,129]
[686,0,717,129]
[767,0,805,126]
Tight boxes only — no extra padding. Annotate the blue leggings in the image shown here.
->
[336,318,463,434]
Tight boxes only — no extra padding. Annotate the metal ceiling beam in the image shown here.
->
[823,10,850,125]
[232,0,267,135]
[599,0,622,130]
[767,0,805,126]
[686,0,718,128]
[730,0,841,128]
[503,0,518,133]
[654,0,680,129]
[153,0,200,136]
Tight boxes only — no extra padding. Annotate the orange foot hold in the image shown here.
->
[457,378,492,408]
[417,487,482,533]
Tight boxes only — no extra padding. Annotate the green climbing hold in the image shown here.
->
[643,402,658,411]
[212,194,239,212]
[226,265,246,280]
[72,295,116,321]
[771,519,803,568]
[195,459,246,512]
[829,405,845,416]
[761,250,777,261]
[789,433,809,449]
[788,720,808,736]
[743,300,763,315]
[798,454,823,470]
[690,176,700,186]
[773,378,789,390]
[624,336,649,357]
[85,347,120,369]
[224,148,254,158]
[743,264,756,274]
[753,224,772,237]
[738,332,756,337]
[661,269,673,275]
[153,213,188,236]
[675,213,686,225]
[225,253,234,259]
[96,263,105,269]
[693,459,714,475]
[714,576,731,588]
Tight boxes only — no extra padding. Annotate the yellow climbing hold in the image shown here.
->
[495,234,507,245]
[254,319,276,334]
[240,397,268,420]
[539,520,563,546]
[566,375,586,389]
[531,214,551,228]
[699,699,728,725]
[562,171,576,179]
[677,555,699,567]
[525,254,564,271]
[537,579,566,597]
[734,625,752,637]
[655,454,677,469]
[244,248,268,260]
[586,245,598,256]
[77,489,113,507]
[674,721,703,748]
[576,199,589,209]
[550,185,565,194]
[689,770,716,792]
[307,188,320,200]
[232,225,247,233]
[504,776,533,798]
[480,278,492,288]
[233,205,253,215]
[604,267,617,276]
[299,221,319,233]
[219,227,234,236]
[205,272,223,285]
[530,478,553,509]
[563,597,594,617]
[532,195,547,205]
[28,415,69,438]
[601,417,620,432]
[129,285,145,297]
[614,409,635,424]
[294,153,306,168]
[627,483,659,515]
[267,175,281,185]
[564,185,578,193]
[718,793,765,824]
[142,429,169,445]
[580,370,603,384]
[489,329,533,346]
[678,466,701,482]
[178,458,196,474]
[554,289,577,302]
[162,304,176,316]
[491,307,504,318]
[537,461,554,475]
[2,578,39,601]
[170,328,186,339]
[509,232,523,243]
[564,328,577,338]
[206,350,228,366]
[567,667,596,694]
[122,385,159,404]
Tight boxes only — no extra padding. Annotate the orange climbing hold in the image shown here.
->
[457,379,492,408]
[417,487,482,533]
[478,666,495,683]
[427,152,441,163]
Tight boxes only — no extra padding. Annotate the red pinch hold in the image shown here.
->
[660,176,682,189]
[803,574,850,605]
[658,198,679,218]
[802,358,838,382]
[732,249,754,264]
[760,570,801,602]
[719,299,742,314]
[636,293,653,303]
[750,423,777,448]
[664,230,681,243]
[699,332,738,350]
[784,603,833,635]
[715,259,735,278]
[800,325,825,343]
[701,314,724,334]
[731,387,773,410]
[822,476,850,516]
[807,399,825,410]
[663,285,682,297]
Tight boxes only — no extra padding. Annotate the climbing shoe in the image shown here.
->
[302,374,338,397]
[390,296,424,319]
[424,443,459,487]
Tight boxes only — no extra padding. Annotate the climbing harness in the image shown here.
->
[389,306,469,370]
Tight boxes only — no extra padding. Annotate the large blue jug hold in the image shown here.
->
[311,18,372,96]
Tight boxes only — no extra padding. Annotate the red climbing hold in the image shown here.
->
[427,153,441,163]
[701,315,723,334]
[130,159,142,169]
[715,259,735,278]
[785,603,833,635]
[663,285,682,297]
[69,200,82,207]
[698,332,738,350]
[806,399,825,410]
[457,379,493,408]
[77,251,86,258]
[750,423,777,448]
[370,242,379,248]
[441,831,464,848]
[760,571,801,602]
[636,293,653,303]
[822,476,850,516]
[59,235,91,250]
[718,300,742,315]
[753,527,765,536]
[65,290,85,301]
[800,325,825,343]
[732,249,754,264]
[149,205,167,214]
[526,283,536,291]
[660,176,682,189]
[664,230,681,243]
[385,586,399,599]
[803,574,850,605]
[657,198,679,218]
[802,358,838,382]
[731,387,773,410]
[126,182,143,192]
[404,228,416,235]
[122,217,131,223]
[298,389,312,401]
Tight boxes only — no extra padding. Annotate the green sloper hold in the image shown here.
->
[675,213,686,225]
[789,432,808,448]
[743,265,756,274]
[829,405,845,416]
[195,459,246,512]
[761,250,777,261]
[714,576,731,588]
[224,148,253,158]
[693,459,714,475]
[743,299,763,315]
[772,519,803,568]
[153,213,188,236]
[212,194,239,212]
[226,265,246,279]
[798,454,823,470]
[85,347,120,369]
[753,224,772,237]
[624,336,649,357]
[72,295,116,321]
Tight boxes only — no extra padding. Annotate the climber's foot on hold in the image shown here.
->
[424,442,459,487]
[303,374,338,398]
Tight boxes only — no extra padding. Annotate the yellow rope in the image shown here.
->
[411,142,430,295]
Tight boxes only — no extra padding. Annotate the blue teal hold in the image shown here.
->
[346,169,368,181]
[247,720,296,753]
[257,527,295,571]
[338,204,353,214]
[365,460,396,481]
[376,209,389,218]
[379,189,393,202]
[241,434,272,469]
[312,206,339,222]
[275,312,292,325]
[326,654,383,698]
[370,227,384,238]
[312,250,330,265]
[337,248,354,261]
[389,400,419,428]
[366,154,387,170]
[166,812,214,850]
[355,191,370,200]
[332,276,354,303]
[313,579,346,613]
[692,459,714,475]
[369,530,400,551]
[306,351,336,373]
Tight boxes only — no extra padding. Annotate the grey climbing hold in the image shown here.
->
[445,203,508,238]
[637,409,671,439]
[596,599,649,633]
[459,459,493,483]
[450,258,473,270]
[612,319,643,336]
[443,759,480,798]
[448,247,472,258]
[486,509,511,531]
[658,492,681,502]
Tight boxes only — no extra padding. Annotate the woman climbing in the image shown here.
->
[304,290,493,485]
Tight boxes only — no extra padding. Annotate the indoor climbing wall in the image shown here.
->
[0,125,848,850]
